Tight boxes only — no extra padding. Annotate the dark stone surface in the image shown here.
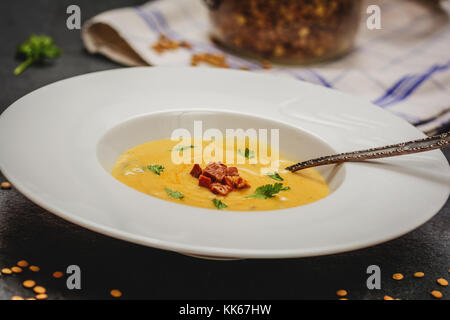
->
[0,0,448,300]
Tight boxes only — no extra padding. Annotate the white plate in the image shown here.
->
[0,67,448,259]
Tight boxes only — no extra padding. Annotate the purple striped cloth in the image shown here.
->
[82,0,450,134]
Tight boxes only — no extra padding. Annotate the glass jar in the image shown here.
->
[204,0,363,64]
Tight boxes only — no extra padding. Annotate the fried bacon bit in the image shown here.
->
[236,178,250,189]
[199,175,212,188]
[223,176,236,188]
[202,162,227,182]
[190,164,203,178]
[210,183,233,196]
[226,167,239,176]
[152,34,191,54]
[191,53,230,68]
[191,162,250,196]
[224,176,250,189]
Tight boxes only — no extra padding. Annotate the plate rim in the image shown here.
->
[0,66,448,259]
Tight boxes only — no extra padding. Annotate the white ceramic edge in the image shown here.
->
[2,171,448,259]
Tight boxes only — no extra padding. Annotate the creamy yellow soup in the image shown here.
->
[111,138,328,211]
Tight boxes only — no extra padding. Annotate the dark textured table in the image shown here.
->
[0,0,448,300]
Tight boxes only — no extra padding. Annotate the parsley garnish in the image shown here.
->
[246,183,291,199]
[14,35,62,75]
[147,164,164,175]
[213,199,228,209]
[238,148,254,159]
[165,188,184,199]
[266,172,283,181]
[172,145,194,152]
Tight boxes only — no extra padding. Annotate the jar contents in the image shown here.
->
[207,0,363,64]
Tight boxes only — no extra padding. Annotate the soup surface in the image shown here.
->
[111,138,328,211]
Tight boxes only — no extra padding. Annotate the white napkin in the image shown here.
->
[82,0,450,134]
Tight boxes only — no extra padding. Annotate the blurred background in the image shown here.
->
[2,0,449,134]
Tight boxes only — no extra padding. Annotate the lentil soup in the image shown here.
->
[111,138,329,211]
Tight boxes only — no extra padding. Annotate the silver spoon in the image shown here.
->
[286,131,450,172]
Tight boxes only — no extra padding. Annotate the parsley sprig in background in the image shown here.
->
[14,35,62,75]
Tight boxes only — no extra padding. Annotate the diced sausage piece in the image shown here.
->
[236,178,250,189]
[190,164,202,178]
[202,162,227,182]
[226,167,239,176]
[223,176,236,188]
[198,175,212,188]
[223,176,239,188]
[224,176,250,189]
[210,183,233,196]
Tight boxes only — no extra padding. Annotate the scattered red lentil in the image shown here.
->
[1,181,12,189]
[17,260,29,268]
[33,286,46,294]
[1,268,12,275]
[29,265,40,272]
[11,266,23,273]
[392,273,404,280]
[336,289,347,297]
[22,280,36,288]
[110,289,122,298]
[152,34,191,54]
[191,53,230,68]
[430,290,443,299]
[437,278,448,287]
[2,258,446,300]
[261,60,272,69]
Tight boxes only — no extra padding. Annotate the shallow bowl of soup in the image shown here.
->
[101,112,339,212]
[0,67,448,259]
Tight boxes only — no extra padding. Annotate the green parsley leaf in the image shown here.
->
[147,164,164,175]
[172,145,194,152]
[266,172,284,181]
[238,147,255,159]
[213,198,228,210]
[246,183,291,199]
[14,35,62,75]
[165,188,184,199]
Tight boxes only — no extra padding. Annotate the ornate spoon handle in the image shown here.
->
[286,131,450,172]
